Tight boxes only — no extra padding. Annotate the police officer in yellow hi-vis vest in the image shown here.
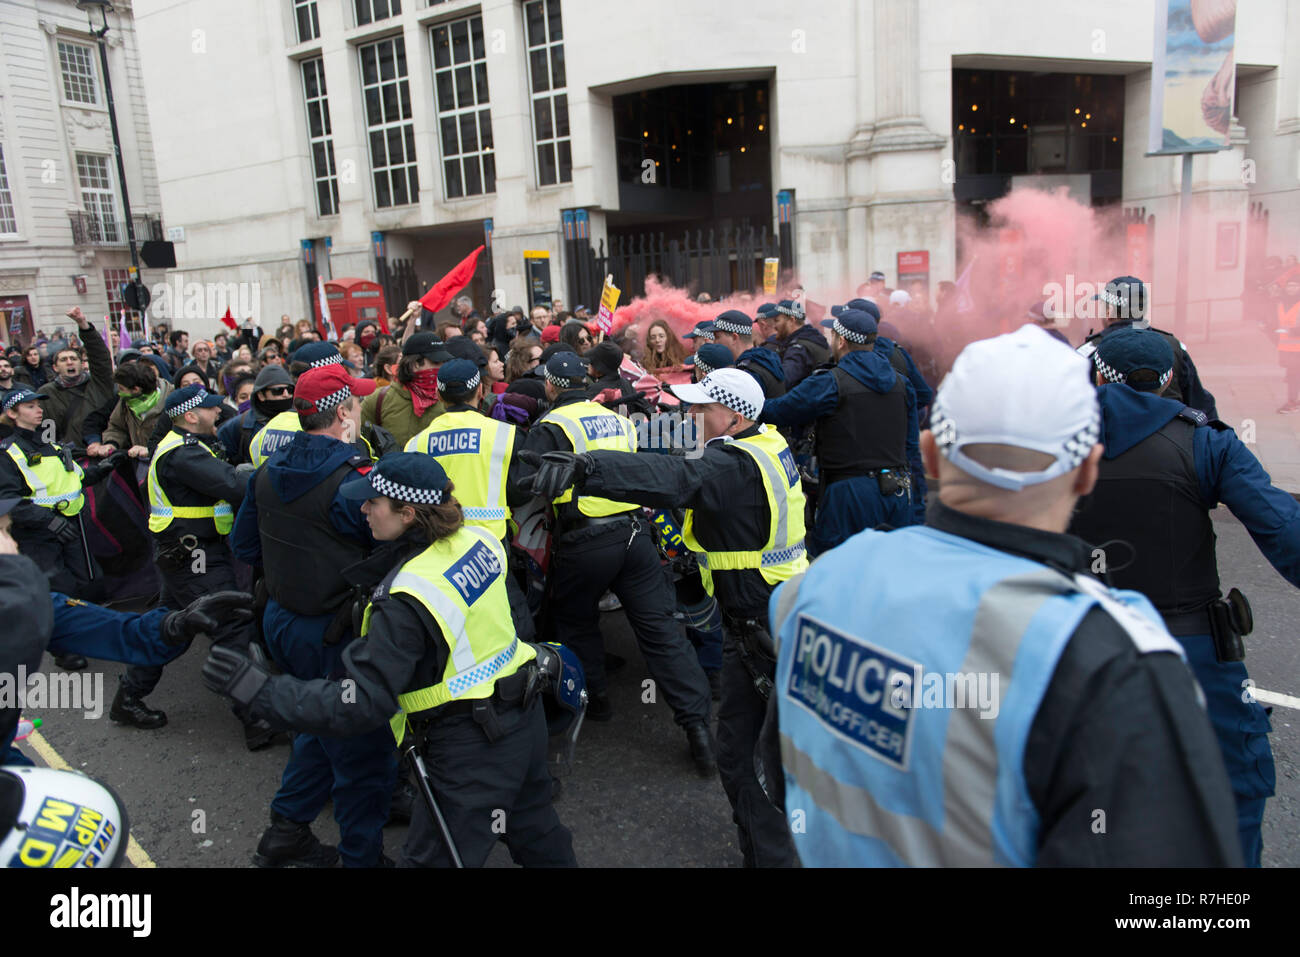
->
[527,366,806,866]
[118,384,271,743]
[0,388,124,599]
[517,352,715,776]
[202,452,577,867]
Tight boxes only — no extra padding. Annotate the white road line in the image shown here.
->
[1252,688,1300,711]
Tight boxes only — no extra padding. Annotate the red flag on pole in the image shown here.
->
[418,245,484,314]
[220,307,238,331]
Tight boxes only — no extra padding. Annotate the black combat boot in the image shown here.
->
[243,717,283,751]
[53,653,88,671]
[586,691,613,722]
[109,685,167,729]
[252,811,339,868]
[685,722,716,778]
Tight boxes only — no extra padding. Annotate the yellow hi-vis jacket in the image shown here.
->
[147,430,234,535]
[404,408,517,540]
[540,400,640,517]
[4,443,84,515]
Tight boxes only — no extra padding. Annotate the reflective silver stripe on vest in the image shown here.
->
[446,638,518,698]
[484,419,510,510]
[389,570,476,674]
[462,506,507,521]
[5,446,66,505]
[743,440,791,549]
[781,569,1073,866]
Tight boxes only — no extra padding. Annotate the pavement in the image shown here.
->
[12,509,1300,867]
[1187,319,1300,492]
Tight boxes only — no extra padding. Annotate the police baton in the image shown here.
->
[402,743,463,868]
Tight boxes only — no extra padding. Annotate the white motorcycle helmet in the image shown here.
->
[0,766,129,868]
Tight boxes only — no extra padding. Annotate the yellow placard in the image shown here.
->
[523,250,550,259]
[763,258,780,295]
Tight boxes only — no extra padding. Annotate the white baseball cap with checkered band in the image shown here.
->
[669,368,765,421]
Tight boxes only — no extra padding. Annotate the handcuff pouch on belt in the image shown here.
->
[156,534,199,572]
[726,616,776,700]
[470,662,540,744]
[1208,587,1252,663]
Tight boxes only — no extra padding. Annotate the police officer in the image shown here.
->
[204,453,577,868]
[0,388,123,599]
[761,309,918,552]
[218,364,294,465]
[109,386,265,738]
[688,343,734,382]
[231,364,396,868]
[682,320,716,354]
[527,368,807,866]
[713,311,785,399]
[768,325,1241,865]
[520,353,715,774]
[766,299,831,389]
[1076,275,1218,417]
[1069,327,1300,867]
[248,342,346,467]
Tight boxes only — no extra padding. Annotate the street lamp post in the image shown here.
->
[77,0,147,321]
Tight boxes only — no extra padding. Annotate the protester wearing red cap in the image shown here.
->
[230,362,397,869]
[359,332,451,450]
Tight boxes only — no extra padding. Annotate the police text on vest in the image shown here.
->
[49,887,151,937]
[424,428,481,455]
[445,539,502,606]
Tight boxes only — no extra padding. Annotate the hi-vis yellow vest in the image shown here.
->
[540,400,639,517]
[249,410,301,468]
[363,525,536,744]
[4,444,84,515]
[405,409,516,540]
[682,426,808,595]
[147,430,234,536]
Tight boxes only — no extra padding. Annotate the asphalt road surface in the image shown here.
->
[15,509,1298,868]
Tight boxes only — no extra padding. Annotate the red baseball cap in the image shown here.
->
[540,324,561,344]
[295,364,375,415]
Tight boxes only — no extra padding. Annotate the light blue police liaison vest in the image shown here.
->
[770,524,1183,867]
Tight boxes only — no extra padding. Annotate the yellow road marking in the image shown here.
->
[25,730,157,868]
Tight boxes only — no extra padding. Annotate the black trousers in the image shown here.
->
[716,631,796,868]
[120,538,239,696]
[19,517,103,601]
[548,520,710,727]
[400,698,576,867]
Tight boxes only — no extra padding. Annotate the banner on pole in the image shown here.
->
[596,276,620,333]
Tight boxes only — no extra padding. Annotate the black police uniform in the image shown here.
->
[522,388,712,731]
[0,427,116,598]
[238,533,576,867]
[118,426,251,706]
[573,425,797,866]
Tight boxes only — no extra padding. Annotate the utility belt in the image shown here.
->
[1161,588,1252,662]
[823,466,911,496]
[411,661,541,744]
[723,611,777,700]
[154,533,221,571]
[556,509,639,542]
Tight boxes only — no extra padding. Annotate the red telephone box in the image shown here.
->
[313,277,389,338]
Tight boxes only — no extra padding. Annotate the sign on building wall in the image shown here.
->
[524,250,552,309]
[896,251,930,293]
[1148,0,1237,154]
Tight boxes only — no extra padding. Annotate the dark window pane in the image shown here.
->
[471,16,485,59]
[445,159,463,198]
[370,130,387,166]
[436,70,454,112]
[405,125,416,160]
[551,44,565,89]
[307,102,323,139]
[451,21,469,65]
[441,116,459,155]
[525,1,545,47]
[555,93,569,137]
[479,110,493,149]
[382,83,399,123]
[364,87,382,123]
[475,63,489,105]
[530,49,549,93]
[433,28,450,69]
[455,66,473,109]
[399,79,412,119]
[483,152,496,193]
[322,103,332,136]
[297,8,313,43]
[557,139,572,183]
[317,180,332,216]
[374,171,391,207]
[547,0,563,42]
[387,126,405,164]
[356,0,372,27]
[459,113,478,154]
[392,169,409,206]
[395,38,407,75]
[537,143,556,186]
[534,97,553,140]
[361,47,378,86]
[312,142,329,177]
[464,157,482,196]
[303,63,320,99]
[379,42,395,82]
[407,166,419,202]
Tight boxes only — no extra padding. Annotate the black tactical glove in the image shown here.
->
[518,449,588,500]
[47,514,80,545]
[202,645,270,707]
[363,422,399,458]
[161,590,254,647]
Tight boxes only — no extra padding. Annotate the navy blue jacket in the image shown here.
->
[231,431,374,567]
[1091,322,1218,419]
[761,349,919,469]
[776,325,832,389]
[736,346,785,387]
[1097,385,1300,586]
[875,337,934,410]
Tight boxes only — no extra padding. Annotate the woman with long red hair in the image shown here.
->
[642,319,688,378]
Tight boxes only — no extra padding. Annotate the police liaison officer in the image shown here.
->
[527,367,807,866]
[231,364,395,868]
[761,308,918,553]
[519,353,715,774]
[769,326,1242,866]
[1069,328,1300,866]
[204,453,577,867]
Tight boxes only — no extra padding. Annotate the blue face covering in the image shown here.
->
[237,399,252,414]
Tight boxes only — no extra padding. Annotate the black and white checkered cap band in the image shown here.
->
[1093,352,1172,389]
[931,402,1101,473]
[369,469,444,505]
[713,316,752,335]
[544,367,584,388]
[776,302,805,321]
[695,358,716,377]
[2,391,36,412]
[168,390,210,418]
[308,354,343,369]
[695,328,715,341]
[438,370,481,393]
[832,319,872,344]
[702,380,759,420]
[311,384,352,413]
